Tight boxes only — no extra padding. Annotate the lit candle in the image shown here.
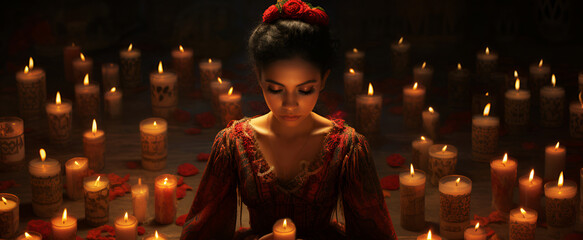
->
[439,175,472,239]
[74,74,100,127]
[569,92,583,138]
[540,74,565,127]
[72,52,93,84]
[544,172,577,228]
[544,141,566,181]
[83,119,105,171]
[490,153,517,213]
[0,193,19,239]
[345,48,365,72]
[390,37,410,78]
[412,136,434,172]
[150,61,178,119]
[356,83,382,135]
[504,78,531,133]
[417,230,442,240]
[51,208,77,240]
[529,59,551,104]
[509,208,537,240]
[399,164,426,231]
[140,118,168,171]
[101,63,119,91]
[84,175,109,226]
[428,144,458,185]
[63,43,81,83]
[119,43,142,90]
[114,212,137,240]
[132,178,149,223]
[464,223,486,240]
[104,87,123,119]
[343,68,363,109]
[476,47,498,79]
[29,148,62,217]
[518,169,542,213]
[171,45,194,92]
[155,174,177,224]
[0,117,25,166]
[219,87,243,127]
[472,91,496,116]
[210,77,232,117]
[46,92,73,145]
[471,103,499,162]
[16,231,42,240]
[65,157,89,200]
[199,58,222,100]
[413,62,434,89]
[273,218,296,240]
[448,63,471,108]
[15,57,47,121]
[422,106,439,140]
[143,230,167,240]
[403,82,426,130]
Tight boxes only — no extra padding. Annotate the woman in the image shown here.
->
[181,1,397,239]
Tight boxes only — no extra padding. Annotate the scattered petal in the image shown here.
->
[137,226,146,235]
[176,214,188,226]
[177,163,200,177]
[197,153,210,162]
[385,153,405,167]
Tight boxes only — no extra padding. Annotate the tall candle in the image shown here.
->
[64,43,81,83]
[471,103,499,162]
[356,83,382,135]
[72,53,93,84]
[504,78,531,133]
[155,174,177,224]
[132,178,149,223]
[29,149,62,217]
[0,117,25,167]
[343,68,363,109]
[101,63,119,91]
[16,231,42,240]
[509,208,537,240]
[120,43,142,90]
[390,37,410,78]
[518,169,542,213]
[219,87,243,127]
[476,47,498,79]
[143,231,167,240]
[428,144,458,185]
[412,136,433,172]
[46,92,73,145]
[51,208,77,240]
[83,175,109,226]
[422,106,439,140]
[439,175,472,239]
[413,62,434,89]
[399,165,426,231]
[569,94,583,138]
[273,218,296,240]
[83,119,105,171]
[540,74,565,127]
[417,230,442,240]
[114,212,137,240]
[140,118,168,171]
[210,77,232,117]
[65,157,89,200]
[150,61,178,119]
[529,59,551,105]
[464,223,486,240]
[104,87,123,119]
[448,63,471,108]
[0,193,19,239]
[403,82,426,130]
[171,45,194,92]
[544,142,566,181]
[199,58,222,100]
[75,74,100,127]
[490,153,517,213]
[16,57,46,120]
[544,172,577,228]
[345,48,365,72]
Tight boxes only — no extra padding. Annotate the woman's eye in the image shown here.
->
[267,87,283,94]
[299,88,315,95]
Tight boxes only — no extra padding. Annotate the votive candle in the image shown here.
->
[219,87,243,127]
[273,218,296,240]
[114,212,137,240]
[403,82,426,130]
[51,208,77,240]
[544,172,577,228]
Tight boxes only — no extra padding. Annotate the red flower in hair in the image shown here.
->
[282,0,309,17]
[262,5,280,23]
[262,0,329,26]
[304,8,328,26]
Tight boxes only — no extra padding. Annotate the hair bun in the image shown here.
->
[262,0,329,26]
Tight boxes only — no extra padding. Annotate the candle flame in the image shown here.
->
[153,121,157,126]
[25,232,31,239]
[283,219,287,229]
[84,74,89,86]
[56,91,62,104]
[503,153,508,165]
[95,176,101,187]
[457,63,461,70]
[163,177,168,185]
[368,83,374,96]
[217,77,222,84]
[39,148,46,162]
[421,136,426,141]
[208,58,212,63]
[515,78,520,91]
[352,48,358,53]
[80,53,86,61]
[552,74,556,87]
[579,91,583,108]
[555,141,560,150]
[485,92,489,96]
[128,43,133,51]
[398,37,403,44]
[428,107,434,113]
[2,197,7,205]
[539,59,543,67]
[74,161,79,166]
[442,145,447,152]
[410,164,415,177]
[427,230,432,240]
[62,208,67,223]
[110,87,116,93]
[158,61,163,73]
[124,212,128,222]
[475,222,480,230]
[228,87,234,96]
[155,231,159,239]
[456,177,460,186]
[413,82,418,90]
[138,178,142,185]
[485,47,490,55]
[92,119,97,134]
[179,45,184,52]
[422,62,427,69]
[24,66,29,74]
[520,208,527,218]
[349,68,355,74]
[514,70,518,78]
[483,103,491,116]
[29,57,34,69]
[529,169,534,184]
[558,171,563,187]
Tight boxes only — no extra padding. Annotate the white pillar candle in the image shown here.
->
[529,59,551,104]
[390,37,410,77]
[544,172,577,228]
[356,83,382,135]
[114,212,137,240]
[422,106,439,140]
[104,87,122,119]
[471,103,499,162]
[504,78,531,132]
[119,44,142,90]
[413,62,434,89]
[343,68,363,109]
[399,165,426,231]
[464,223,486,240]
[16,57,46,120]
[273,218,296,240]
[428,144,458,185]
[518,169,542,213]
[0,117,25,166]
[83,119,105,171]
[72,53,93,84]
[0,193,19,239]
[150,61,178,119]
[171,45,194,91]
[155,174,177,224]
[16,232,42,240]
[65,157,89,200]
[345,48,365,72]
[46,92,73,145]
[448,63,471,108]
[403,82,426,130]
[29,149,62,217]
[417,230,441,240]
[411,136,433,172]
[540,74,565,127]
[140,118,168,171]
[569,95,583,138]
[476,47,498,78]
[544,142,566,181]
[509,208,537,240]
[64,43,81,83]
[132,178,149,223]
[210,77,232,117]
[101,63,119,91]
[219,87,243,127]
[83,175,109,226]
[490,153,517,214]
[51,208,77,240]
[439,175,472,240]
[143,231,167,240]
[199,58,222,100]
[75,74,100,127]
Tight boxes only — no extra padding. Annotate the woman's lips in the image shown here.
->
[281,115,301,121]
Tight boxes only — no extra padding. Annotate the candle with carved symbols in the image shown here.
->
[476,47,498,78]
[104,87,122,119]
[46,92,72,145]
[83,175,109,226]
[219,87,243,127]
[72,52,93,83]
[390,37,410,77]
[51,208,77,240]
[0,193,19,239]
[422,106,439,140]
[16,57,46,120]
[356,83,382,135]
[413,62,434,89]
[210,77,232,117]
[0,117,25,167]
[400,164,426,231]
[569,92,583,138]
[472,103,499,162]
[155,174,177,224]
[343,68,363,109]
[417,230,442,240]
[448,63,471,108]
[16,232,42,240]
[472,91,496,116]
[509,208,537,240]
[490,153,517,214]
[345,48,365,72]
[29,149,62,217]
[412,136,433,172]
[64,43,80,83]
[403,82,426,129]
[150,61,178,119]
[171,45,194,91]
[65,157,89,200]
[83,119,105,171]
[140,118,168,171]
[505,78,531,133]
[120,43,142,90]
[75,74,100,127]
[439,175,472,240]
[544,172,577,228]
[529,59,551,104]
[519,169,542,213]
[144,231,167,240]
[199,58,222,100]
[273,218,296,240]
[544,141,566,181]
[428,144,458,185]
[464,222,486,240]
[101,63,119,91]
[540,74,565,127]
[114,212,137,240]
[132,178,149,223]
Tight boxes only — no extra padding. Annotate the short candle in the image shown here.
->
[16,231,42,240]
[428,144,458,185]
[15,57,46,120]
[0,193,19,239]
[114,212,137,240]
[464,223,486,240]
[413,62,434,89]
[273,218,296,240]
[509,207,537,240]
[544,172,577,228]
[199,58,222,100]
[149,61,178,119]
[104,87,123,119]
[51,208,77,240]
[403,82,426,130]
[83,119,105,171]
[119,43,142,89]
[132,178,149,223]
[355,83,382,135]
[0,117,25,167]
[422,106,439,140]
[72,52,93,84]
[540,74,564,127]
[219,87,243,127]
[46,92,72,145]
[140,118,168,171]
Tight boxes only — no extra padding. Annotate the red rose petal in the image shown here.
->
[488,210,505,223]
[27,219,52,239]
[176,183,193,199]
[197,153,210,162]
[76,236,84,240]
[380,175,399,190]
[185,128,201,135]
[385,153,405,167]
[473,214,490,226]
[177,176,184,186]
[176,214,188,226]
[137,226,146,235]
[177,163,200,177]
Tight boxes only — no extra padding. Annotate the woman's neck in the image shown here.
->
[267,112,314,139]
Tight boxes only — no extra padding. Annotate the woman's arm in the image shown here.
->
[181,129,238,240]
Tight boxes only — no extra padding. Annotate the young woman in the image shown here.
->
[181,1,397,239]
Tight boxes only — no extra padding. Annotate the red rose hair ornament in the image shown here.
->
[263,0,329,26]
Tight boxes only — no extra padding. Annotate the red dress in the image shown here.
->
[181,117,397,240]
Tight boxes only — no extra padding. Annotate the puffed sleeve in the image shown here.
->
[181,128,238,240]
[340,132,397,240]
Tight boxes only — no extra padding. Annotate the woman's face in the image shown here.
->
[259,57,329,127]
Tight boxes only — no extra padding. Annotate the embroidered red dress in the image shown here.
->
[181,117,397,240]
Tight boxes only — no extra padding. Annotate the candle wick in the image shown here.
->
[455,182,458,187]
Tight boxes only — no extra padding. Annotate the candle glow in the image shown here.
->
[217,77,223,84]
[25,232,31,239]
[483,103,491,116]
[353,48,358,53]
[179,45,184,52]
[163,177,168,185]
[124,212,128,223]
[228,87,234,96]
[29,57,34,70]
[2,197,7,205]
[421,136,426,141]
[428,107,434,113]
[24,66,29,74]
[455,177,460,186]
[39,148,46,162]
[349,68,355,74]
[514,70,518,78]
[410,164,415,177]
[368,83,374,96]
[92,119,97,135]
[427,230,432,240]
[155,231,159,239]
[95,176,101,187]
[558,171,563,188]
[457,63,461,70]
[502,153,508,166]
[474,222,479,231]
[554,141,560,150]
[422,62,427,69]
[128,44,133,52]
[83,74,89,86]
[80,53,86,61]
[110,87,116,93]
[62,208,67,224]
[413,82,418,90]
[515,78,520,91]
[158,61,163,74]
[539,59,543,68]
[529,169,534,184]
[398,37,403,44]
[208,58,212,63]
[442,145,447,152]
[520,208,527,218]
[56,92,62,104]
[153,121,157,126]
[283,219,288,229]
[485,47,490,55]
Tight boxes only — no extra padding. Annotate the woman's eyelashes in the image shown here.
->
[267,87,283,94]
[266,87,315,95]
[299,88,315,95]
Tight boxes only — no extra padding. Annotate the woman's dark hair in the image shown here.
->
[248,19,337,77]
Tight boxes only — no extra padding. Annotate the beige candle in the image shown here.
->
[390,37,410,78]
[540,74,565,127]
[422,106,439,140]
[132,178,149,223]
[448,63,471,108]
[29,149,62,217]
[471,103,499,162]
[199,58,222,100]
[403,82,426,130]
[345,48,365,72]
[72,53,93,84]
[101,63,119,91]
[140,118,168,171]
[464,223,486,240]
[104,87,122,119]
[0,193,19,239]
[399,165,426,231]
[476,47,498,78]
[210,77,232,117]
[0,117,25,167]
[490,153,517,213]
[16,57,46,120]
[65,157,89,200]
[75,74,100,127]
[343,68,363,109]
[509,208,537,240]
[120,43,142,90]
[171,45,194,92]
[114,212,137,240]
[505,78,531,133]
[544,172,577,228]
[273,218,296,240]
[439,175,472,239]
[84,175,109,226]
[51,208,77,240]
[83,119,105,171]
[569,93,583,138]
[428,144,458,185]
[219,87,243,127]
[150,61,178,119]
[411,136,433,172]
[46,92,73,145]
[413,62,434,89]
[518,169,542,213]
[529,59,551,104]
[155,174,177,224]
[16,231,42,240]
[356,83,382,135]
[64,43,81,83]
[545,142,566,181]
[143,231,167,240]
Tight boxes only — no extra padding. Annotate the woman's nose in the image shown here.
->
[282,92,298,109]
